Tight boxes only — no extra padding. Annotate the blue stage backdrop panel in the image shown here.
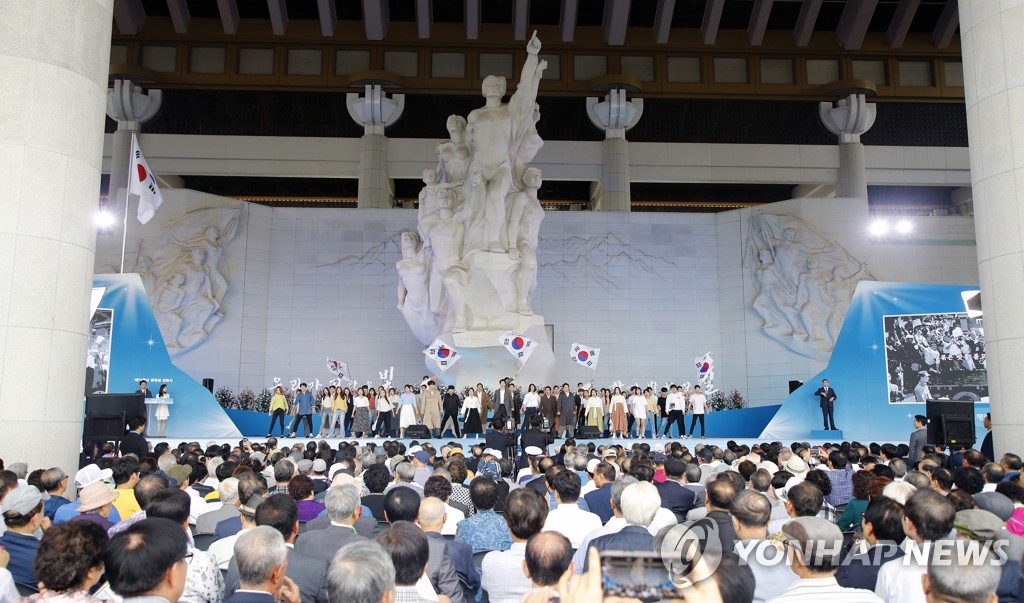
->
[760,281,989,442]
[93,274,242,439]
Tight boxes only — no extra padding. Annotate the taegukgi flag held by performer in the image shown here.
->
[570,343,600,369]
[425,339,462,372]
[500,332,536,362]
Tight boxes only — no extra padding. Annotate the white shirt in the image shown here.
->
[689,393,707,414]
[735,539,798,603]
[628,394,647,416]
[441,502,465,536]
[769,577,882,603]
[543,503,603,548]
[353,395,370,408]
[648,507,678,536]
[666,392,685,411]
[481,542,531,603]
[874,541,928,603]
[610,394,627,409]
[461,394,480,412]
[586,396,603,410]
[523,392,540,408]
[376,395,393,412]
[0,569,17,603]
[208,527,251,569]
[321,395,333,410]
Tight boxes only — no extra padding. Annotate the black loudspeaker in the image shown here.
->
[404,425,431,439]
[202,378,215,393]
[789,380,804,394]
[579,426,602,439]
[925,400,976,449]
[84,393,145,441]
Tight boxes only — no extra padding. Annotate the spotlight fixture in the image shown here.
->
[95,210,116,229]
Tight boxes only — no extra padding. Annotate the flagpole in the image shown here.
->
[120,131,136,274]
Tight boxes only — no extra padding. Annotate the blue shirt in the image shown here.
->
[0,531,39,585]
[294,390,315,414]
[455,510,512,554]
[54,500,122,525]
[400,392,417,407]
[43,495,71,520]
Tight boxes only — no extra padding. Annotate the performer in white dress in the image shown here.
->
[155,384,170,437]
[628,387,648,439]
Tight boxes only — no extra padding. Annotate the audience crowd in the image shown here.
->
[0,418,1022,603]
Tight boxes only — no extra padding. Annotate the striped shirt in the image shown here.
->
[767,577,883,603]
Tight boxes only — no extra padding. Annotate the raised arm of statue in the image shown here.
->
[509,31,546,115]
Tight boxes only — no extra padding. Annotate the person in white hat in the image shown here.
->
[71,481,120,532]
[53,464,118,526]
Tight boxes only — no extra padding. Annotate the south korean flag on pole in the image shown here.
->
[424,338,462,372]
[500,332,536,362]
[570,343,600,369]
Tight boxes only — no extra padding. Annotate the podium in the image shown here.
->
[145,398,173,434]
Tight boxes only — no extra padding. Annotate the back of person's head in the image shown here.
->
[621,481,660,526]
[505,488,548,539]
[384,486,421,523]
[881,481,916,505]
[145,488,190,524]
[423,475,452,501]
[235,526,287,587]
[610,476,639,513]
[715,471,747,496]
[730,490,771,528]
[683,463,702,484]
[803,470,832,497]
[706,479,737,510]
[549,468,582,503]
[964,450,987,469]
[256,493,299,541]
[628,459,655,483]
[903,471,932,491]
[787,482,823,517]
[238,472,269,505]
[132,473,170,510]
[749,469,771,493]
[40,468,67,493]
[328,540,395,603]
[594,461,617,483]
[905,489,956,541]
[863,496,905,543]
[953,466,985,495]
[274,459,295,483]
[982,463,1006,485]
[112,458,138,486]
[394,462,415,483]
[105,518,188,598]
[712,554,756,603]
[525,532,573,587]
[375,521,429,586]
[363,464,391,494]
[33,521,108,592]
[931,467,954,491]
[469,476,499,511]
[827,451,848,469]
[925,542,1001,603]
[325,484,360,523]
[888,458,908,478]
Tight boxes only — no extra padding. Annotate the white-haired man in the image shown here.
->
[583,482,661,571]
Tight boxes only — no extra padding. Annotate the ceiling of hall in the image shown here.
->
[120,0,959,51]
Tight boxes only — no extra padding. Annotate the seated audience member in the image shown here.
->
[522,532,574,602]
[585,482,662,571]
[835,496,906,591]
[214,473,268,540]
[704,477,739,551]
[383,488,462,603]
[294,485,366,561]
[875,489,956,603]
[712,554,757,603]
[196,477,240,535]
[111,458,142,520]
[0,485,47,586]
[923,527,1002,603]
[361,464,391,521]
[104,518,191,602]
[288,476,325,523]
[455,477,512,554]
[419,497,477,602]
[582,461,617,524]
[770,517,884,602]
[375,521,436,603]
[146,488,224,603]
[54,465,121,526]
[225,494,328,603]
[72,481,119,532]
[23,521,107,602]
[40,468,71,521]
[730,490,797,603]
[656,457,697,520]
[835,470,876,532]
[481,488,549,603]
[768,481,823,534]
[542,469,601,548]
[423,475,465,536]
[210,494,265,570]
[951,509,1024,602]
[572,476,639,573]
[327,540,396,603]
[107,474,171,537]
[225,526,300,603]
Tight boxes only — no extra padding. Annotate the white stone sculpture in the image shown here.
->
[745,212,873,360]
[134,207,240,354]
[395,33,557,387]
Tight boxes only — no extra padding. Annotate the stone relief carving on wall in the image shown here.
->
[397,33,548,346]
[134,207,240,354]
[745,212,873,360]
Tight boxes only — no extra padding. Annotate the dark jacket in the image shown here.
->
[835,543,904,591]
[443,392,461,415]
[585,526,654,571]
[655,480,697,518]
[119,431,149,459]
[584,483,614,524]
[294,524,366,561]
[226,546,329,603]
[224,592,275,603]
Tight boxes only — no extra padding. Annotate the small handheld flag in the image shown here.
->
[570,343,601,369]
[425,338,462,372]
[500,332,536,362]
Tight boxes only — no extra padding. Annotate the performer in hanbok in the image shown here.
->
[585,389,603,429]
[461,388,483,438]
[610,387,628,439]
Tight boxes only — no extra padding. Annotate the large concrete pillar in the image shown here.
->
[0,0,114,474]
[586,89,643,211]
[960,1,1024,459]
[346,85,404,209]
[819,93,876,200]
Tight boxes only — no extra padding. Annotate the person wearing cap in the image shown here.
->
[309,459,329,494]
[0,485,48,585]
[770,516,883,602]
[410,451,433,487]
[974,491,1024,563]
[913,371,931,403]
[71,481,120,532]
[209,493,266,570]
[53,465,121,526]
[874,489,956,603]
[439,385,462,438]
[950,509,1024,602]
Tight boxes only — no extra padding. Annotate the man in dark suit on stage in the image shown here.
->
[908,415,928,467]
[981,412,994,462]
[539,386,558,432]
[135,379,154,399]
[294,484,366,562]
[492,379,512,426]
[225,526,301,603]
[225,494,328,603]
[119,415,149,458]
[814,378,838,430]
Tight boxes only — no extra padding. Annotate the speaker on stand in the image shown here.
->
[202,378,214,393]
